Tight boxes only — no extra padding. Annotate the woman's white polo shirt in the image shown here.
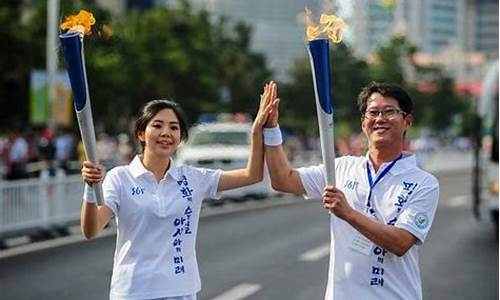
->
[102,155,222,300]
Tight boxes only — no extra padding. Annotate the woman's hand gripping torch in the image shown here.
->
[59,10,104,205]
[305,9,346,187]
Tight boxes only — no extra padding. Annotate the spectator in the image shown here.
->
[6,130,29,180]
[54,128,75,171]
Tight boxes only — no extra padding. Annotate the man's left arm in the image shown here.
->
[323,179,439,256]
[345,210,417,256]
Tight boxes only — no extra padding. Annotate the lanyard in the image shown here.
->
[365,154,403,217]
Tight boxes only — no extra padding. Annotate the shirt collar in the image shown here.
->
[129,155,181,180]
[364,151,417,176]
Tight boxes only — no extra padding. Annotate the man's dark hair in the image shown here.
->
[357,82,413,115]
[134,99,189,152]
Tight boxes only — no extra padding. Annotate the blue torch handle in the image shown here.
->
[308,39,334,114]
[59,32,87,112]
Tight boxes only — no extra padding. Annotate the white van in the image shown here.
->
[176,122,272,204]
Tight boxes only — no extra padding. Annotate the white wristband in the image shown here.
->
[264,125,283,146]
[83,183,96,204]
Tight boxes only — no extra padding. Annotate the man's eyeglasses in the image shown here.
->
[363,108,407,120]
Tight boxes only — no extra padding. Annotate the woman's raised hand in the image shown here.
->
[253,81,279,130]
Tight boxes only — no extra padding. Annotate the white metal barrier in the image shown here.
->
[0,174,83,238]
[0,151,321,240]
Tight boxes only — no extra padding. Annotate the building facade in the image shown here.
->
[187,0,325,82]
[352,0,498,81]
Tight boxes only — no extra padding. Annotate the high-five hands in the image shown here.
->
[253,81,280,130]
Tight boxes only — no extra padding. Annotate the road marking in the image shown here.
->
[0,228,115,259]
[299,243,330,261]
[4,236,30,247]
[209,283,261,300]
[447,195,468,207]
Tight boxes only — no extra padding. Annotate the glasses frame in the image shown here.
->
[363,108,408,120]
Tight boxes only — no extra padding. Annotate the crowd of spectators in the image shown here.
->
[0,127,134,181]
[0,125,472,181]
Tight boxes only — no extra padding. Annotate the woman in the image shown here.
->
[81,82,278,300]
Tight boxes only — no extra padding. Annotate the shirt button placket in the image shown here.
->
[150,177,161,211]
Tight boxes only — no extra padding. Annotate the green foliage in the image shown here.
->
[86,5,221,128]
[279,43,369,135]
[282,34,473,136]
[369,35,416,85]
[82,4,271,131]
[0,1,32,128]
[213,20,272,115]
[413,76,470,132]
[369,36,470,134]
[0,3,474,137]
[1,1,270,131]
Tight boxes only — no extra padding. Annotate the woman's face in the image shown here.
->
[138,108,182,159]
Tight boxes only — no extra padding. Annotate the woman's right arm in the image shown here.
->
[81,161,114,239]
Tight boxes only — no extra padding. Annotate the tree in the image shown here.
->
[83,3,271,130]
[279,43,370,134]
[4,1,271,132]
[369,35,417,86]
[0,0,109,129]
[411,70,470,132]
[370,35,471,134]
[212,19,271,115]
[0,1,33,128]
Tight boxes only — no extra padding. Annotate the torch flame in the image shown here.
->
[60,10,96,36]
[305,7,346,42]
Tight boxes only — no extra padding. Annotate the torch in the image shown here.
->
[59,10,104,205]
[305,9,346,187]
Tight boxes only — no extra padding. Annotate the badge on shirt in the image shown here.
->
[414,212,429,229]
[349,232,374,256]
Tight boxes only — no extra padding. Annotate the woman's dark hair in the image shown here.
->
[357,81,413,115]
[134,99,189,152]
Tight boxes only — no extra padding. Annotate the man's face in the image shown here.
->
[361,92,413,148]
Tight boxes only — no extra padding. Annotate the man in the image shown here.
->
[263,81,439,299]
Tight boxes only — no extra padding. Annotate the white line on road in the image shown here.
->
[0,227,116,259]
[447,195,469,207]
[299,243,330,262]
[209,283,262,300]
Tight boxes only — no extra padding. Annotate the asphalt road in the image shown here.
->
[420,171,498,300]
[0,169,497,300]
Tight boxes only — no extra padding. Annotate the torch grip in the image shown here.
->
[92,182,104,206]
[317,110,336,187]
[76,107,104,206]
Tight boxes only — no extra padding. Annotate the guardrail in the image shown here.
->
[0,174,83,239]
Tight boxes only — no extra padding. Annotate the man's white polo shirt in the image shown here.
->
[102,155,222,300]
[297,152,439,300]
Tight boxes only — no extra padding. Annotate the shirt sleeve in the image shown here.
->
[297,164,326,199]
[102,168,121,216]
[395,175,439,245]
[195,168,223,200]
